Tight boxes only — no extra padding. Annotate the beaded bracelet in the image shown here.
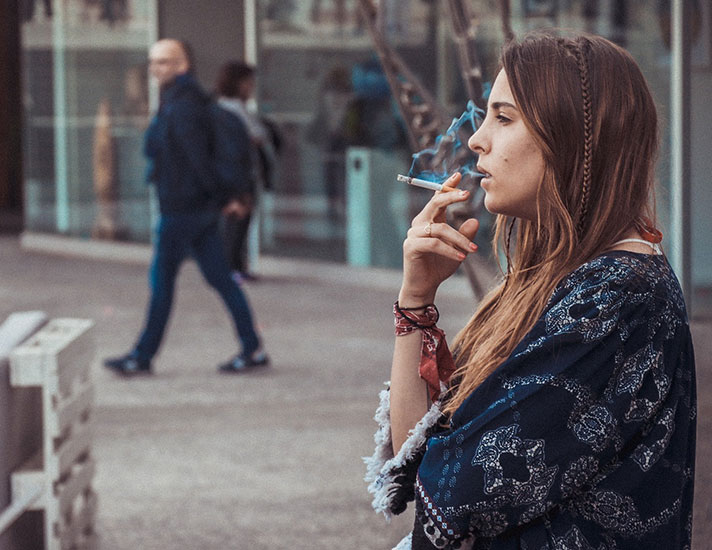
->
[397,303,430,310]
[393,300,456,401]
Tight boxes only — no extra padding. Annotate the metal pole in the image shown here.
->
[244,0,258,66]
[670,0,692,313]
[52,0,68,233]
[147,0,160,237]
[244,0,261,273]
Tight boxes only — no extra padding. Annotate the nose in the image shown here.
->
[468,124,487,155]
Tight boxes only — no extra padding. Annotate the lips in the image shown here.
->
[477,165,492,179]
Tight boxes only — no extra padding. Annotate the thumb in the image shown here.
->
[459,218,479,241]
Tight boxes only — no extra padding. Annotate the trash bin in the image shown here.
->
[345,147,409,268]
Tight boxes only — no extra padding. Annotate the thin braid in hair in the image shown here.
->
[504,217,516,277]
[571,39,594,237]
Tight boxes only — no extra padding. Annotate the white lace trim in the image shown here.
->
[392,531,413,550]
[363,382,442,519]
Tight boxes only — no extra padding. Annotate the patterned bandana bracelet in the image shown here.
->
[393,300,456,401]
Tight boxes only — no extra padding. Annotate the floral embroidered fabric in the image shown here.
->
[373,252,696,550]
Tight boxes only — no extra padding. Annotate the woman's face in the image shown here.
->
[238,77,256,101]
[468,70,546,221]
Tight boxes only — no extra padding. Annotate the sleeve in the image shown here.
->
[412,259,689,546]
[169,100,224,201]
[143,116,160,184]
[364,383,445,520]
[233,117,255,197]
[212,107,255,199]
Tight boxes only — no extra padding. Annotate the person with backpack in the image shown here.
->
[104,38,269,375]
[214,61,275,283]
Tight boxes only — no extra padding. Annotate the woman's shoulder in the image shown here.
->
[553,251,686,316]
[564,250,668,284]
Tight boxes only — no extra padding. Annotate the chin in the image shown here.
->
[483,196,502,216]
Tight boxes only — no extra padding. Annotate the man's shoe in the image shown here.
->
[104,353,152,376]
[218,349,269,373]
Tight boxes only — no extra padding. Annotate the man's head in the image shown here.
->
[148,39,192,88]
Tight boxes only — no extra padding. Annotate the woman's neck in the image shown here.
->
[608,230,661,255]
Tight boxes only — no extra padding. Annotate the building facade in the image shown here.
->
[3,0,711,315]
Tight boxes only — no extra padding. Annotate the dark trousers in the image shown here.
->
[134,211,260,361]
[222,211,252,273]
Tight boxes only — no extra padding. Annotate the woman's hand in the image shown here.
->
[399,173,479,306]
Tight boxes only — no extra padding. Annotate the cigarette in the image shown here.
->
[397,174,454,192]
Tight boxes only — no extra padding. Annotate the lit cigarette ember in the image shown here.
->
[396,174,453,192]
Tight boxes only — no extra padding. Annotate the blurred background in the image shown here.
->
[0,0,710,316]
[0,1,710,548]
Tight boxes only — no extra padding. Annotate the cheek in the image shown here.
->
[517,140,545,175]
[530,149,547,181]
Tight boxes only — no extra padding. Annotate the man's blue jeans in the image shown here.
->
[134,211,260,361]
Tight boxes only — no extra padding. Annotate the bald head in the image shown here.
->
[148,39,192,87]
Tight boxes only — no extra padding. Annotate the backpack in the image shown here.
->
[208,101,256,199]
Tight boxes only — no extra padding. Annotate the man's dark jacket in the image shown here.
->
[144,73,252,213]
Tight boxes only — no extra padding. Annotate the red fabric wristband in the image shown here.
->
[393,300,456,401]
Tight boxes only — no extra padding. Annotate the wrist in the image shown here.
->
[398,289,436,309]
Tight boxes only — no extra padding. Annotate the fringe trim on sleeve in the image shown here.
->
[363,382,443,519]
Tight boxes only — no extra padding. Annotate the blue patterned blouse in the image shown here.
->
[366,251,696,550]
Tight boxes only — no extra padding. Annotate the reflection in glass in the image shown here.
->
[21,0,155,241]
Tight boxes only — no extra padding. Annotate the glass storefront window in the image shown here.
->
[255,0,432,262]
[17,0,709,316]
[21,0,157,242]
[254,1,686,276]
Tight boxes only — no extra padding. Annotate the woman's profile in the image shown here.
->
[366,30,696,550]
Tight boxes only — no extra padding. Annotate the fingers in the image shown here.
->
[439,172,462,192]
[458,218,479,241]
[404,172,479,263]
[407,219,478,258]
[404,232,469,262]
[415,173,471,222]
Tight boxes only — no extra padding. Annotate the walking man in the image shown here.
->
[104,39,268,375]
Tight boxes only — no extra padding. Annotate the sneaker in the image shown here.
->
[104,353,152,376]
[217,349,269,373]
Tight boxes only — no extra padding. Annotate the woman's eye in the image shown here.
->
[496,114,511,123]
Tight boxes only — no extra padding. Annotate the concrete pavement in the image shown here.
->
[0,235,709,549]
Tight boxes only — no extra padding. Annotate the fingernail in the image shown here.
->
[459,190,468,197]
[469,243,478,251]
[457,252,466,260]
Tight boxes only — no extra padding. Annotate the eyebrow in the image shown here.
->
[489,101,518,111]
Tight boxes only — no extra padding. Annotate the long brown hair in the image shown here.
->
[444,31,659,416]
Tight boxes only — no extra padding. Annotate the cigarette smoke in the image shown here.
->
[407,100,484,189]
